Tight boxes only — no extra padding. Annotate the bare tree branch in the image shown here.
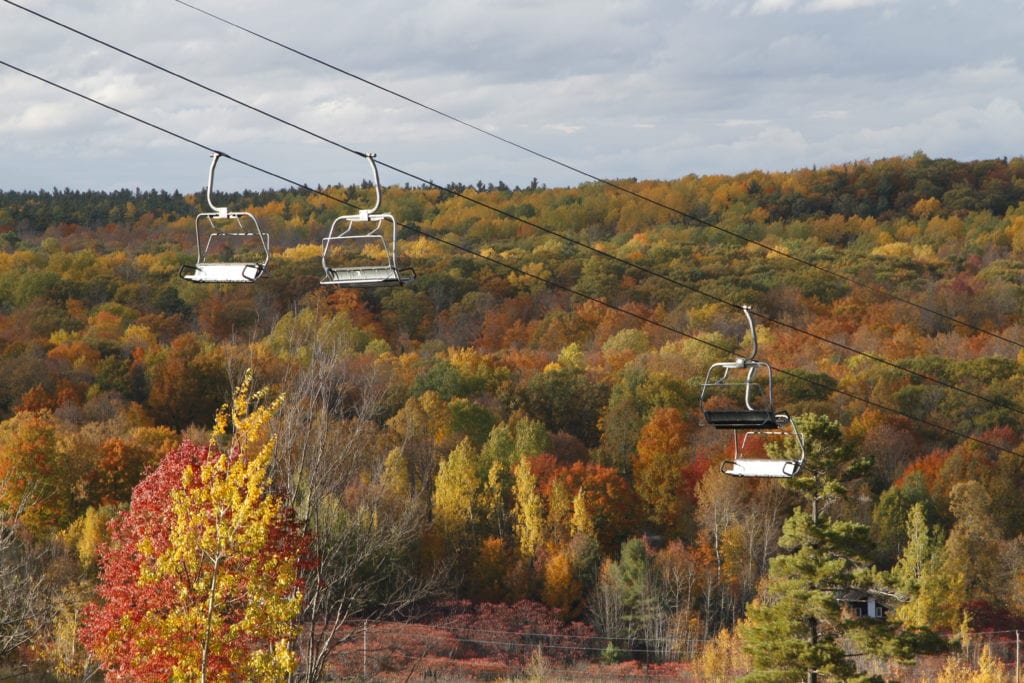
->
[267,319,448,682]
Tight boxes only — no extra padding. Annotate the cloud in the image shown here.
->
[720,119,773,128]
[0,101,80,133]
[1,0,1022,190]
[749,0,894,13]
[543,123,583,135]
[811,110,849,121]
[805,0,895,11]
[749,0,799,14]
[857,97,1024,157]
[950,58,1021,88]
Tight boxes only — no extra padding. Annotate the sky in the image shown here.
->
[1,0,1023,192]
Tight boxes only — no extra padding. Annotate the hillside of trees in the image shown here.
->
[4,152,1024,680]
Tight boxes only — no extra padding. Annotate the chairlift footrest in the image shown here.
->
[704,410,782,429]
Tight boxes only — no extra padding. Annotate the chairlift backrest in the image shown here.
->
[320,153,415,288]
[179,153,270,283]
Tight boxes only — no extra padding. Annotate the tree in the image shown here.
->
[0,410,76,535]
[890,503,939,599]
[560,459,644,553]
[737,413,914,683]
[267,329,445,682]
[81,372,309,682]
[145,333,227,430]
[870,473,935,567]
[0,472,53,663]
[512,455,546,559]
[943,481,1003,596]
[695,468,792,630]
[588,538,685,662]
[432,437,483,562]
[632,407,699,538]
[386,390,458,490]
[739,509,869,682]
[928,480,1006,629]
[890,502,958,630]
[522,344,609,448]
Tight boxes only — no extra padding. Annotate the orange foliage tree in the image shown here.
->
[632,407,707,538]
[0,410,79,534]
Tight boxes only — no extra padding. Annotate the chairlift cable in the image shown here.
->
[402,228,1023,462]
[6,0,1009,422]
[2,56,1022,462]
[0,7,1020,424]
[166,0,1024,353]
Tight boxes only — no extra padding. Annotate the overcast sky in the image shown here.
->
[1,0,1023,192]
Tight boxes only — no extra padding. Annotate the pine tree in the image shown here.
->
[738,508,864,681]
[737,413,914,683]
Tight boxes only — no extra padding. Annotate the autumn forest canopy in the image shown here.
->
[5,152,1024,680]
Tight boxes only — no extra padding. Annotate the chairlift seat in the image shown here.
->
[181,154,271,284]
[180,262,264,283]
[700,306,809,479]
[320,229,411,286]
[320,153,415,288]
[721,458,802,478]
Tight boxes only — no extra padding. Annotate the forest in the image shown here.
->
[3,152,1024,680]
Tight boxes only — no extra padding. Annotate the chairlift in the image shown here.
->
[700,306,805,478]
[321,153,415,287]
[179,153,270,283]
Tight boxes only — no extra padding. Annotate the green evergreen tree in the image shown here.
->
[737,414,915,683]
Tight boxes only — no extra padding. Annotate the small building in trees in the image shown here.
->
[837,589,890,620]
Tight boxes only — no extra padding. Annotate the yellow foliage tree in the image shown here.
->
[541,549,580,617]
[697,627,753,682]
[512,456,545,559]
[432,437,482,556]
[159,373,298,681]
[936,645,1010,683]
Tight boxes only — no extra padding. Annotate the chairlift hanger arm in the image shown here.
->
[206,151,229,218]
[741,304,758,362]
[356,153,382,218]
[367,153,382,214]
[708,305,759,369]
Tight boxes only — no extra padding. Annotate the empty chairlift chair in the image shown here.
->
[321,153,415,287]
[700,306,805,478]
[179,152,270,283]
